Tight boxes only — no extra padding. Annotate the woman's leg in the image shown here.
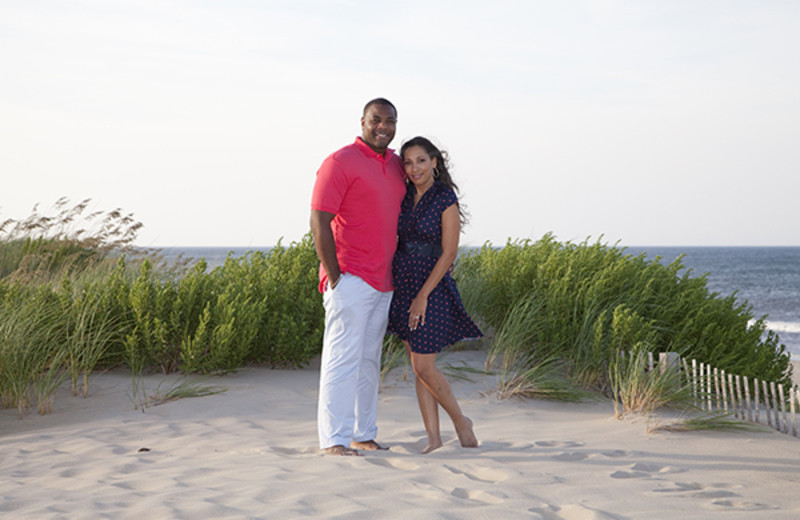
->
[404,342,441,452]
[410,351,478,449]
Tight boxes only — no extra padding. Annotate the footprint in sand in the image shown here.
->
[443,463,509,483]
[610,469,651,479]
[651,481,774,511]
[271,446,318,456]
[552,451,591,462]
[365,457,421,471]
[709,499,778,511]
[451,487,507,505]
[610,462,682,479]
[601,449,631,458]
[652,481,705,493]
[653,481,743,497]
[535,440,585,448]
[531,503,631,520]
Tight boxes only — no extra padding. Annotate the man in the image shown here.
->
[310,98,406,456]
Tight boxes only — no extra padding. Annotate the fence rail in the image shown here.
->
[650,352,800,437]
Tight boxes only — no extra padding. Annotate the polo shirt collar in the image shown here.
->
[354,137,394,159]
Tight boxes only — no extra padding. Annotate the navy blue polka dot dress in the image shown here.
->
[388,181,483,354]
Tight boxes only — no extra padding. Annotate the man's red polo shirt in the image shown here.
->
[311,137,407,293]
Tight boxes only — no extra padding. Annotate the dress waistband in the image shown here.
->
[399,241,443,257]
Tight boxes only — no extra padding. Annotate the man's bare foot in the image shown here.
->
[324,445,361,456]
[456,417,478,448]
[422,440,443,454]
[350,440,388,451]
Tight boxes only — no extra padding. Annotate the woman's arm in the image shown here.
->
[408,203,460,327]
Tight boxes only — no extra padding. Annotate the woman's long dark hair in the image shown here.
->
[400,136,469,226]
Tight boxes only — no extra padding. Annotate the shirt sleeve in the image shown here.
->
[311,156,349,214]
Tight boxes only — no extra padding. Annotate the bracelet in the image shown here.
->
[331,275,341,289]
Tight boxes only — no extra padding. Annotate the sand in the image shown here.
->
[2,352,800,519]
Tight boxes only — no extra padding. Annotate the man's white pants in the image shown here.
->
[318,273,392,449]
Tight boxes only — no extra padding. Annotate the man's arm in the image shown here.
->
[310,209,341,287]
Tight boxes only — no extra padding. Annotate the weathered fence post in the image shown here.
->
[735,376,745,420]
[743,376,753,422]
[659,352,680,372]
[770,381,780,430]
[754,378,760,424]
[794,389,800,438]
[706,362,713,411]
[721,370,729,413]
[778,384,788,434]
[728,373,737,418]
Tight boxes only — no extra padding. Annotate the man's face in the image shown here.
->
[361,103,397,154]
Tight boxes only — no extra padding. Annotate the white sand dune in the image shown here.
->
[2,352,800,519]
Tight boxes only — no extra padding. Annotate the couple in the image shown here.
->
[310,98,483,456]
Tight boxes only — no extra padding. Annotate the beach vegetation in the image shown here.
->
[1,200,323,416]
[647,412,766,433]
[380,335,409,385]
[147,379,227,407]
[1,201,793,423]
[609,347,692,418]
[456,234,793,405]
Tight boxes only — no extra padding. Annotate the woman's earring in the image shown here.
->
[433,167,440,179]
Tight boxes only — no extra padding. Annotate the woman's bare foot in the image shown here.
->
[455,417,478,448]
[324,445,361,456]
[422,440,443,454]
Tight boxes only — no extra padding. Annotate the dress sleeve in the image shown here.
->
[440,187,458,211]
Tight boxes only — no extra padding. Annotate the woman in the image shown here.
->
[388,136,483,453]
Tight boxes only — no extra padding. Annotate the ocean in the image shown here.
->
[159,246,800,359]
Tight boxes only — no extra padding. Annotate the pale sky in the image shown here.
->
[2,1,799,248]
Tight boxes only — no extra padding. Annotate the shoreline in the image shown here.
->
[2,351,800,518]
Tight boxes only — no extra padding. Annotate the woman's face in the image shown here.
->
[403,145,437,191]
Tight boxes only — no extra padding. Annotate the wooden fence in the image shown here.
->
[650,352,800,437]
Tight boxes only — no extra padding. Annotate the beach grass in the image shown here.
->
[609,347,692,418]
[147,379,227,407]
[647,411,767,433]
[1,200,794,427]
[457,234,793,396]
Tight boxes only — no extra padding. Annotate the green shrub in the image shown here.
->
[458,235,792,392]
[250,235,324,367]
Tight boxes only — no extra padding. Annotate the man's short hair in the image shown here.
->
[363,98,397,118]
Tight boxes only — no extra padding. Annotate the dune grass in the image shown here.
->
[457,235,793,396]
[609,347,693,418]
[147,379,227,407]
[2,199,323,416]
[2,201,793,429]
[647,410,767,433]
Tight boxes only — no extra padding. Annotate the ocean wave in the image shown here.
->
[765,321,800,334]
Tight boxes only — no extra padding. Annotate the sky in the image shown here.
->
[2,0,799,248]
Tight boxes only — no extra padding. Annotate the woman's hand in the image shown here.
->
[408,295,428,330]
